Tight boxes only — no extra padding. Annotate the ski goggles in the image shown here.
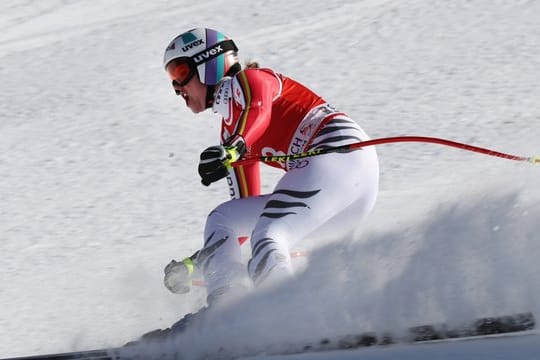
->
[166,58,197,87]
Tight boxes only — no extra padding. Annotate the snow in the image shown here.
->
[1,0,539,359]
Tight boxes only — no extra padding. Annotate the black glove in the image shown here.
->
[198,142,245,186]
[163,257,195,294]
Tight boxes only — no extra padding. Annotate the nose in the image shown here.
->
[172,80,183,95]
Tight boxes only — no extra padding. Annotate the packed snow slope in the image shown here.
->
[1,0,539,358]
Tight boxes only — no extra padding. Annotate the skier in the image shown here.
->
[158,28,380,335]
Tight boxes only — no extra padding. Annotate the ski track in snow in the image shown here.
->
[1,0,539,358]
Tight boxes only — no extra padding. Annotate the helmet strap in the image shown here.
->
[226,62,241,77]
[204,60,241,108]
[205,85,216,108]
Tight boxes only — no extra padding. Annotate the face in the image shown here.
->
[172,76,208,114]
[166,58,208,113]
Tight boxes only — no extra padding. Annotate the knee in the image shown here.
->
[204,201,237,238]
[197,228,242,272]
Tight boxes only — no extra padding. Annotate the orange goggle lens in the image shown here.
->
[166,59,196,86]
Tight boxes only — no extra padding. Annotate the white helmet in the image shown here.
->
[163,28,239,86]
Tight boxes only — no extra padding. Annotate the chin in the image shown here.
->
[190,105,207,114]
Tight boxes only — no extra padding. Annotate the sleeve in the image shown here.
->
[222,69,281,200]
[231,69,279,146]
[226,161,261,199]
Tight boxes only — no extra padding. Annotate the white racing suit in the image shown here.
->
[197,117,379,301]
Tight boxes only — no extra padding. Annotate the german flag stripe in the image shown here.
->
[236,71,252,137]
[236,165,250,198]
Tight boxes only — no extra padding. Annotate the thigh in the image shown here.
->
[204,195,270,241]
[252,146,379,248]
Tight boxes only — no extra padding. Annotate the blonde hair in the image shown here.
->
[245,60,260,69]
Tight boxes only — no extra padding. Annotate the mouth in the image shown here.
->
[176,90,189,105]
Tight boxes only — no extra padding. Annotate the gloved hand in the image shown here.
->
[163,257,196,294]
[198,144,244,186]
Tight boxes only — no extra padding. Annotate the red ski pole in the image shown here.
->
[232,136,539,167]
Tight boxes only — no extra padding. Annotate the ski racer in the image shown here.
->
[158,27,380,334]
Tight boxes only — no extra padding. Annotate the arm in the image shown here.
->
[226,160,260,199]
[223,69,282,198]
[230,69,280,146]
[199,69,280,193]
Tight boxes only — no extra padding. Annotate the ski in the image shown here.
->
[306,311,536,352]
[2,312,535,360]
[1,349,118,360]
